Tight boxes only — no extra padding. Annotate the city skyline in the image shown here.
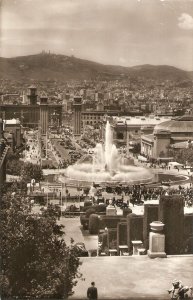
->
[1,0,193,71]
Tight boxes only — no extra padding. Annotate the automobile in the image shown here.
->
[182,165,192,170]
[74,242,89,257]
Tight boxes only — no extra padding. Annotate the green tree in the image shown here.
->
[6,151,25,176]
[168,147,193,165]
[130,142,141,154]
[0,191,82,298]
[21,162,44,182]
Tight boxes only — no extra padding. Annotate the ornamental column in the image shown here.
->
[148,221,166,258]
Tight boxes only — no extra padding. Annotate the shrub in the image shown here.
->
[80,215,89,230]
[100,216,126,229]
[82,204,106,213]
[122,207,132,217]
[94,204,106,213]
[89,214,99,234]
[85,207,96,218]
[84,200,92,208]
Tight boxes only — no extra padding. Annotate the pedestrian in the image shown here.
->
[87,282,98,300]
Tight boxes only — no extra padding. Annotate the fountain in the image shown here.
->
[65,121,153,184]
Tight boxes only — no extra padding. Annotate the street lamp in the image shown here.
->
[60,183,63,218]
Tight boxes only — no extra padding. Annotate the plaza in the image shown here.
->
[71,255,193,299]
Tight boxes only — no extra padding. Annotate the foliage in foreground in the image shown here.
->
[0,188,82,298]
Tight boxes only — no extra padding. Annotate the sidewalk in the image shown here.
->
[70,256,193,299]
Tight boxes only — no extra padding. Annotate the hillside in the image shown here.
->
[0,53,192,82]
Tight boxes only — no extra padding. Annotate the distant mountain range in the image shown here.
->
[0,53,192,82]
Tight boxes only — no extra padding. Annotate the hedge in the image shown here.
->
[89,214,100,234]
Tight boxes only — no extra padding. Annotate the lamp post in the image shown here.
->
[60,183,63,217]
[46,180,49,207]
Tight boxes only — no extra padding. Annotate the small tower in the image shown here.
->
[0,118,3,139]
[73,96,82,135]
[40,92,48,135]
[27,85,38,105]
[153,129,171,159]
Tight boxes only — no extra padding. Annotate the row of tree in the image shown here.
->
[6,151,44,182]
[168,147,193,166]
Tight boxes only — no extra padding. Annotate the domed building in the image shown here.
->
[141,116,193,160]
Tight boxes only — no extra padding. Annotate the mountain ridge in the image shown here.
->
[0,53,192,82]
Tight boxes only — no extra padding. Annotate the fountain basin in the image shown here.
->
[65,162,153,184]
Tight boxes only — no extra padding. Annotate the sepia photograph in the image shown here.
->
[0,0,193,299]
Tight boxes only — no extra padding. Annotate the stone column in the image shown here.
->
[127,214,143,251]
[143,204,159,249]
[148,221,166,258]
[117,222,127,247]
[106,203,116,216]
[159,195,184,255]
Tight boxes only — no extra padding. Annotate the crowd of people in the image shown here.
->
[91,183,193,208]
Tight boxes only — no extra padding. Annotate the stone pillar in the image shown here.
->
[148,221,166,258]
[117,222,127,248]
[127,214,143,251]
[184,214,193,240]
[132,240,143,255]
[143,204,159,249]
[159,195,184,255]
[106,205,116,216]
[107,228,118,253]
[73,96,82,136]
[183,214,193,254]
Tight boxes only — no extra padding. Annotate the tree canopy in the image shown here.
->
[21,162,44,182]
[0,187,82,298]
[6,151,25,176]
[168,147,193,165]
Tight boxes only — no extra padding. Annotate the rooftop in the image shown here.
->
[155,117,193,133]
[4,118,21,125]
[113,116,171,127]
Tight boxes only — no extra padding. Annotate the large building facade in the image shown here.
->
[0,86,62,133]
[4,118,22,150]
[111,115,171,147]
[141,116,193,159]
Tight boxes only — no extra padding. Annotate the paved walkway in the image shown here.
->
[58,218,98,250]
[70,256,193,299]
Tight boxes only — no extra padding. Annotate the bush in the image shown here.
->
[89,214,99,234]
[94,204,106,213]
[82,204,106,214]
[100,216,126,229]
[122,207,132,217]
[85,207,96,218]
[80,215,89,230]
[84,200,92,208]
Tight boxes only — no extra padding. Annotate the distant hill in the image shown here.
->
[0,53,192,82]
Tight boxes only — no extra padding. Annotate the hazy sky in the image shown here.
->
[1,0,193,70]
